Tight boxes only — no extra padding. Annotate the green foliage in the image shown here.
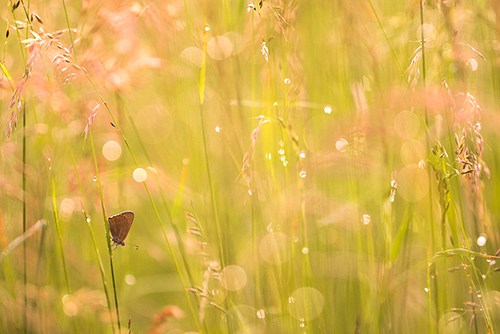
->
[3,0,500,333]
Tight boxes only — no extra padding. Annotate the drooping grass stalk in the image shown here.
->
[67,139,115,334]
[88,129,122,332]
[48,157,78,333]
[119,95,195,287]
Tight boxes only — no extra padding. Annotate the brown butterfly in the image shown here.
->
[108,211,138,250]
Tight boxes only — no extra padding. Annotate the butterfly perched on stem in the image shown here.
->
[108,211,138,250]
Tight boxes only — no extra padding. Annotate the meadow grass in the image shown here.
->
[2,0,500,333]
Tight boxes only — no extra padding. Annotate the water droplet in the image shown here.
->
[215,125,221,132]
[490,260,496,266]
[299,152,306,159]
[248,190,253,195]
[424,288,429,292]
[418,159,426,169]
[274,102,278,106]
[284,78,291,84]
[324,105,332,114]
[257,309,265,319]
[283,160,288,166]
[471,256,475,261]
[478,294,482,298]
[47,158,51,162]
[279,140,284,147]
[266,153,272,160]
[205,25,210,32]
[482,274,486,280]
[93,176,97,182]
[48,167,52,170]
[86,218,91,223]
[288,297,295,303]
[293,236,299,242]
[278,149,285,155]
[299,170,306,178]
[302,247,309,254]
[299,322,305,327]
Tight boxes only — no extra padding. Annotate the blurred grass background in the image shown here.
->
[2,0,500,333]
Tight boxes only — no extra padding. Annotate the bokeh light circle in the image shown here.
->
[220,265,247,291]
[259,232,291,265]
[287,287,325,321]
[102,140,122,161]
[394,110,419,139]
[133,168,148,182]
[181,47,203,67]
[400,140,425,165]
[397,164,429,202]
[438,312,462,334]
[207,36,233,60]
[134,105,172,144]
[477,234,487,247]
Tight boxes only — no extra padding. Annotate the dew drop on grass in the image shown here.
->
[257,309,265,319]
[324,105,332,114]
[93,176,97,182]
[299,152,306,158]
[284,78,291,84]
[299,170,306,178]
[86,217,91,223]
[302,247,309,254]
[424,288,429,292]
[215,125,221,132]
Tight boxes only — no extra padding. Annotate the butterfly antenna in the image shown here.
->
[126,242,139,250]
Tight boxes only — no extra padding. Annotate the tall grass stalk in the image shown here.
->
[89,129,121,332]
[48,156,78,333]
[119,95,195,287]
[67,140,115,334]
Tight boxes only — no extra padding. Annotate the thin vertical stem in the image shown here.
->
[89,129,121,332]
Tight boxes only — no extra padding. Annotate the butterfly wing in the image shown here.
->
[108,211,134,244]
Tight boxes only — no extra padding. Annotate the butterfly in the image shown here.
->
[108,211,138,250]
